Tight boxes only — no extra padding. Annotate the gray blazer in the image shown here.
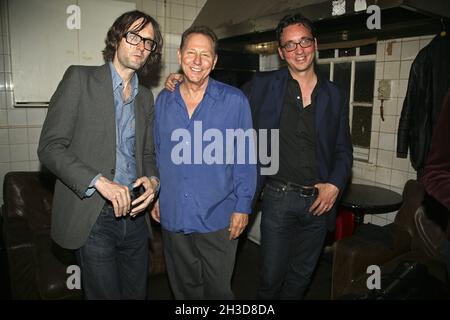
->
[38,64,158,249]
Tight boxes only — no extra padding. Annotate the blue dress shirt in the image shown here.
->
[154,78,257,233]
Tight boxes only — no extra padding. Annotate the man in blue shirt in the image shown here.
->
[38,11,162,299]
[153,26,257,299]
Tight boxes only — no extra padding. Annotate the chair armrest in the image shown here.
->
[331,223,411,299]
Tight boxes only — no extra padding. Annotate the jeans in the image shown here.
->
[257,183,328,299]
[76,203,149,300]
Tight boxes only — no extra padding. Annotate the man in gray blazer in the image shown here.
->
[38,10,162,299]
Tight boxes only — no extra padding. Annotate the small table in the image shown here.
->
[340,184,403,226]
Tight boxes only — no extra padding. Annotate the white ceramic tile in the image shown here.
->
[10,161,29,171]
[397,97,405,116]
[170,3,183,19]
[3,55,9,73]
[0,162,11,181]
[419,38,432,50]
[0,109,6,126]
[379,115,396,134]
[375,167,391,185]
[400,40,419,60]
[361,165,376,181]
[5,91,13,108]
[377,149,393,168]
[197,0,207,8]
[28,143,38,161]
[27,127,42,144]
[399,60,412,80]
[398,80,408,98]
[0,91,5,109]
[183,5,197,20]
[408,172,417,180]
[0,72,5,91]
[363,214,372,224]
[375,62,384,80]
[383,61,400,79]
[0,144,10,162]
[382,98,397,116]
[384,41,401,61]
[0,128,7,144]
[376,41,385,61]
[168,0,183,4]
[370,131,379,149]
[142,0,157,15]
[156,1,167,17]
[26,109,46,126]
[166,33,181,48]
[4,73,12,91]
[7,109,27,126]
[379,133,395,151]
[389,80,399,99]
[369,148,378,164]
[183,19,192,30]
[390,169,409,189]
[391,154,410,172]
[8,128,27,144]
[29,160,42,171]
[352,166,363,179]
[10,144,29,161]
[168,18,184,34]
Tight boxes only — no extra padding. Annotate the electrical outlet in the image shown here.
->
[378,79,391,100]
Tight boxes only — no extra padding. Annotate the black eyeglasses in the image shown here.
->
[281,38,314,52]
[124,31,157,52]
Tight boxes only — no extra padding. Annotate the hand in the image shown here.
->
[95,176,131,217]
[165,73,184,92]
[151,199,160,223]
[228,212,248,240]
[130,176,159,216]
[309,183,339,216]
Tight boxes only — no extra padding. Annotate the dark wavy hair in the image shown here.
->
[102,10,163,75]
[180,25,218,54]
[276,14,316,46]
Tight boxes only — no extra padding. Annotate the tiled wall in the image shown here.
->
[353,35,434,226]
[0,0,206,205]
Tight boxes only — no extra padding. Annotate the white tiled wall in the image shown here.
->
[352,35,434,226]
[0,0,206,205]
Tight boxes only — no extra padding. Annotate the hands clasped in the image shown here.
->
[95,176,159,218]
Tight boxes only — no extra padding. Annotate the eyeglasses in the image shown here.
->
[123,31,157,52]
[281,38,314,52]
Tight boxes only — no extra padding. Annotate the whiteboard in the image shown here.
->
[9,0,135,106]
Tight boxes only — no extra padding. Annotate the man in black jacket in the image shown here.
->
[397,34,450,177]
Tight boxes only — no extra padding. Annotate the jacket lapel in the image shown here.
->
[273,68,289,127]
[315,81,330,137]
[94,64,116,156]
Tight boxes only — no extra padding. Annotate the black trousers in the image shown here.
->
[161,227,238,300]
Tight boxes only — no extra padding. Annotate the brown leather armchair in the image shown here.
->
[1,171,165,299]
[331,180,448,299]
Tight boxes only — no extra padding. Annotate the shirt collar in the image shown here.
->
[108,61,139,97]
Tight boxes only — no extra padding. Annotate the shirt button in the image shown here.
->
[184,193,188,198]
[297,96,300,100]
[111,169,115,175]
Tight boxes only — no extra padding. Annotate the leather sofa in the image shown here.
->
[331,180,448,299]
[1,171,165,299]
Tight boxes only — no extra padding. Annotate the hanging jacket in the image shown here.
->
[397,34,450,171]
